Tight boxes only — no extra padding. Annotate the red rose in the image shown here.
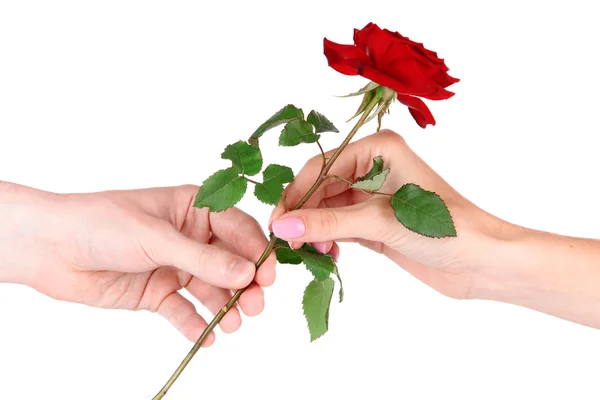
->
[324,23,459,128]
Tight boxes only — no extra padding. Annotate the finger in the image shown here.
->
[319,188,374,209]
[330,241,340,263]
[272,198,393,243]
[186,277,242,334]
[210,207,276,287]
[312,241,334,254]
[270,130,414,227]
[238,282,265,317]
[156,291,215,346]
[286,191,369,251]
[195,237,268,319]
[147,226,256,289]
[270,163,356,227]
[210,235,276,290]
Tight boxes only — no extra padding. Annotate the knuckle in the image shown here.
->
[307,154,323,168]
[194,245,222,269]
[377,129,406,146]
[318,210,339,236]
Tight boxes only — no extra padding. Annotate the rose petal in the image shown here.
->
[387,54,458,93]
[323,38,373,76]
[396,94,436,128]
[354,23,407,69]
[361,62,455,100]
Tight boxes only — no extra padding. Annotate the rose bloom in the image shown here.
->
[324,22,459,128]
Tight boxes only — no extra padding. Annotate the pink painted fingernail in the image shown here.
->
[272,216,306,239]
[312,241,332,254]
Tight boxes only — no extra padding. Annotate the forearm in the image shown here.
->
[473,222,600,329]
[0,181,52,285]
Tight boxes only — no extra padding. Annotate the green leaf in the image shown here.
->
[390,183,456,238]
[358,156,384,181]
[254,180,285,205]
[302,277,335,342]
[275,248,303,264]
[298,243,335,281]
[279,119,320,147]
[299,243,343,302]
[250,104,304,141]
[271,235,303,265]
[351,169,390,191]
[263,164,294,183]
[221,141,263,176]
[351,156,389,192]
[307,110,339,134]
[253,164,295,205]
[194,168,248,212]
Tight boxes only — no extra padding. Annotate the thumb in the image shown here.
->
[271,200,390,243]
[145,226,256,289]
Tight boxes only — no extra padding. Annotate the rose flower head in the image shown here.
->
[324,22,459,128]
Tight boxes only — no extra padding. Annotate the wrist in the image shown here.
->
[468,221,542,302]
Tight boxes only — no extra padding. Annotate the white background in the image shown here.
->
[1,1,600,399]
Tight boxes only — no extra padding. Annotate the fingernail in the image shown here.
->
[227,259,253,283]
[313,241,332,254]
[272,216,305,239]
[330,246,340,262]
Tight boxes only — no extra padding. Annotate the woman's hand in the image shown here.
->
[270,129,507,300]
[0,183,276,345]
[270,129,600,329]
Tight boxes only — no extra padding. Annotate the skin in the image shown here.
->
[3,129,600,341]
[0,183,276,346]
[271,130,600,330]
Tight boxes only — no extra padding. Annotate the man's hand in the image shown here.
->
[0,183,276,345]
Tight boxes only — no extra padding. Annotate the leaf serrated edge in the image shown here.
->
[390,184,457,238]
[307,110,339,134]
[249,104,304,140]
[253,182,283,206]
[302,278,334,342]
[194,168,248,212]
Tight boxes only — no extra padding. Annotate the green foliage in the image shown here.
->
[254,180,285,206]
[253,164,295,205]
[390,184,456,238]
[298,243,335,281]
[272,237,303,265]
[302,277,335,342]
[194,168,248,212]
[221,141,263,176]
[279,119,320,147]
[332,264,344,303]
[299,244,344,303]
[263,164,294,183]
[351,156,389,191]
[276,247,303,264]
[307,110,339,134]
[358,156,384,180]
[249,104,304,143]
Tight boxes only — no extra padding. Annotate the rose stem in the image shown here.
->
[152,95,380,400]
